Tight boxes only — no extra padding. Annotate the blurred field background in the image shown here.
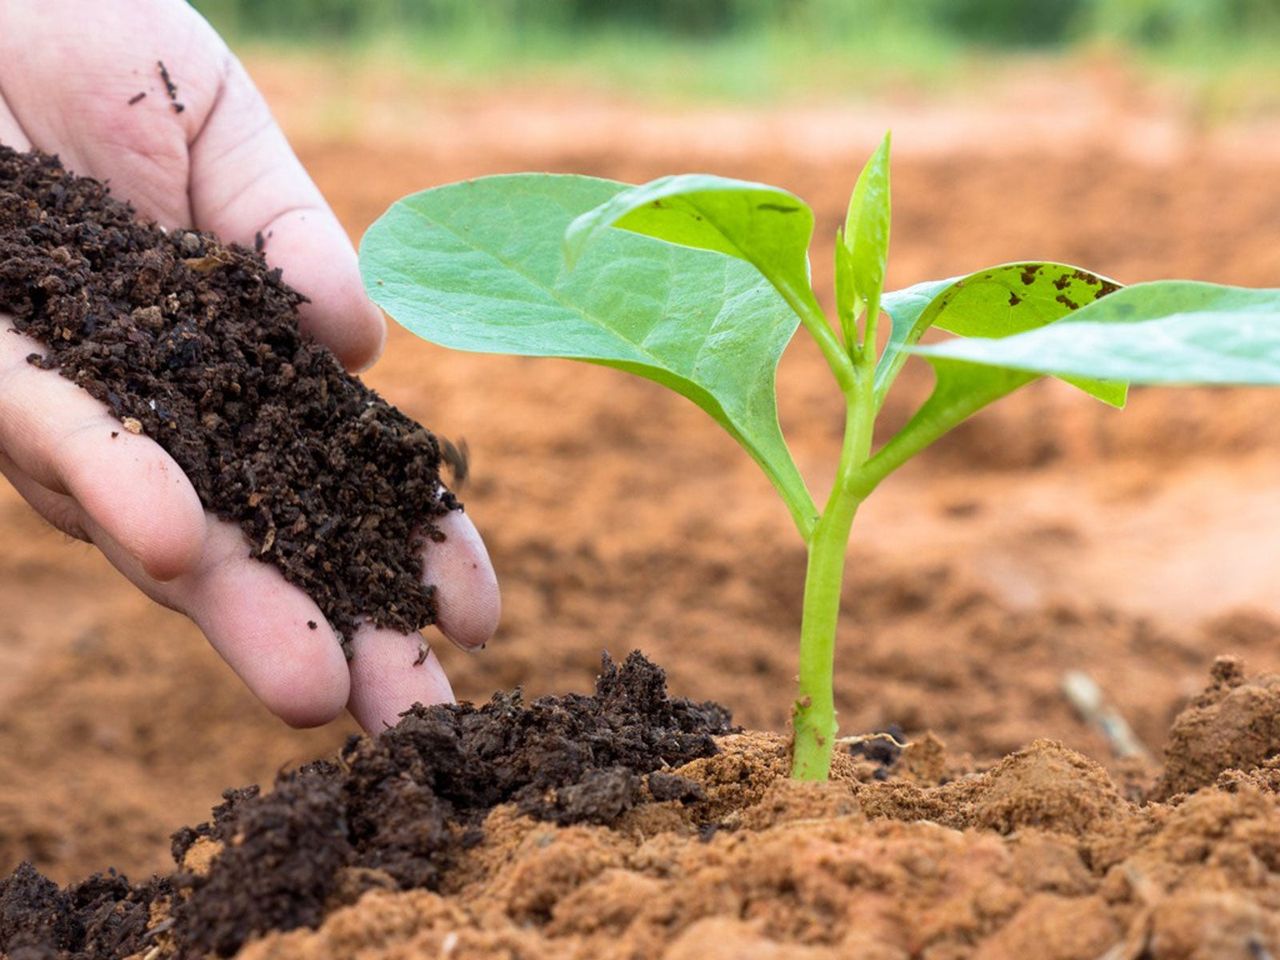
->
[192,0,1280,113]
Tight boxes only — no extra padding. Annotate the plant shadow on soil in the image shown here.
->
[3,652,1280,959]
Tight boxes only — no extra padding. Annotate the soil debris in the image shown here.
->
[156,61,184,114]
[0,145,457,647]
[231,705,1280,960]
[844,725,906,780]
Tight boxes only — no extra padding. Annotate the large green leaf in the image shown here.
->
[360,173,816,533]
[563,173,820,318]
[912,281,1280,384]
[875,262,1127,408]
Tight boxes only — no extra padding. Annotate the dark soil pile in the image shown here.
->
[0,145,455,647]
[0,652,732,959]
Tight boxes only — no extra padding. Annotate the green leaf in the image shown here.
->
[837,131,891,346]
[912,281,1280,384]
[563,173,819,317]
[360,173,817,535]
[875,262,1127,408]
[833,230,857,344]
[875,276,953,405]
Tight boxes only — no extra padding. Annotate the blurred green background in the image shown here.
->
[190,0,1280,105]
[192,0,1280,46]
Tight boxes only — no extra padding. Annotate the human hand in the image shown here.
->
[0,1,500,732]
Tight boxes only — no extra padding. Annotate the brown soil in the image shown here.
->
[6,658,1280,959]
[4,59,1280,958]
[0,653,730,959]
[0,146,456,647]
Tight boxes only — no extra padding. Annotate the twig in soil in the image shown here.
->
[1095,901,1153,960]
[1061,670,1152,762]
[141,919,175,942]
[835,731,909,750]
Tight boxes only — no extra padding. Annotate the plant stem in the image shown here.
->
[777,280,858,393]
[849,371,1032,501]
[791,381,875,779]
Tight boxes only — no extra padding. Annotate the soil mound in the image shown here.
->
[0,652,731,959]
[0,145,454,647]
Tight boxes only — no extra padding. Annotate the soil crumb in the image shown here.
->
[0,145,456,647]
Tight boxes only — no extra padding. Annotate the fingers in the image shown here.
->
[0,450,89,543]
[426,510,501,651]
[88,517,353,728]
[1,375,494,732]
[0,3,384,370]
[0,320,205,581]
[187,57,385,371]
[0,95,31,151]
[346,628,455,734]
[178,524,353,728]
[345,509,497,733]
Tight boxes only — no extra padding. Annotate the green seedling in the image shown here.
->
[359,133,1280,780]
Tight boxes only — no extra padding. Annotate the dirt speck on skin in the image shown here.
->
[0,145,457,649]
[157,60,184,114]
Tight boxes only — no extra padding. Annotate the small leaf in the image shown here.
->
[564,173,819,317]
[876,262,1126,408]
[912,281,1280,384]
[838,131,891,346]
[833,229,857,342]
[876,276,953,405]
[360,173,816,532]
